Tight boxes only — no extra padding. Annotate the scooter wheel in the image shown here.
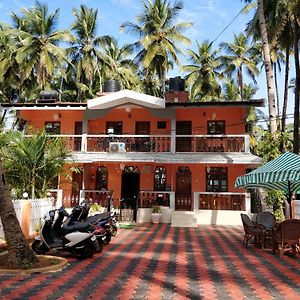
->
[111,226,118,237]
[77,241,97,259]
[32,240,48,255]
[103,232,111,244]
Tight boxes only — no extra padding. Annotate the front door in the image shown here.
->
[121,167,140,221]
[175,166,192,210]
[176,121,192,152]
[135,121,150,151]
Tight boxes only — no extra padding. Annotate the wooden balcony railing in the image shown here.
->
[86,135,171,152]
[139,191,175,208]
[39,134,248,153]
[177,135,246,152]
[197,192,246,211]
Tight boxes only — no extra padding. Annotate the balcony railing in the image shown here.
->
[86,135,171,152]
[139,191,175,209]
[194,192,247,211]
[36,134,249,153]
[177,135,246,152]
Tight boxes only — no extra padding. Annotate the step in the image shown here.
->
[171,211,198,228]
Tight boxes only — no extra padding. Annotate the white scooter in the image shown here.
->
[32,208,98,259]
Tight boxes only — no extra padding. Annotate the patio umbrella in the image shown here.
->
[235,152,300,218]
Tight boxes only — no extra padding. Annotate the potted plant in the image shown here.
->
[151,205,161,224]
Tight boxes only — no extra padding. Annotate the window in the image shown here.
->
[157,121,166,129]
[106,121,123,135]
[95,166,108,190]
[154,167,167,191]
[207,121,225,135]
[206,167,227,192]
[45,122,60,134]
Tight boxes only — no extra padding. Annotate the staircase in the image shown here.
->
[171,211,198,228]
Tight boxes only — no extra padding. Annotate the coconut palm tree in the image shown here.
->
[100,37,140,90]
[219,33,260,100]
[10,2,74,92]
[243,0,277,135]
[120,0,192,95]
[68,5,110,100]
[183,40,221,101]
[1,131,70,199]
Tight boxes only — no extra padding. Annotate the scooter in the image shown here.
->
[32,208,98,259]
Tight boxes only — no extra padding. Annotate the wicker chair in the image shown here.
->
[256,212,277,247]
[272,219,300,256]
[241,213,265,247]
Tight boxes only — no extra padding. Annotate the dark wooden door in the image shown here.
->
[71,171,83,206]
[176,121,192,152]
[135,121,150,151]
[175,167,192,210]
[74,121,82,151]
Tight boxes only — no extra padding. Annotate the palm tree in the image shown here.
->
[243,0,277,135]
[120,0,192,95]
[100,37,140,90]
[68,5,110,100]
[222,79,240,100]
[183,41,221,101]
[10,2,74,92]
[219,33,260,100]
[1,131,70,199]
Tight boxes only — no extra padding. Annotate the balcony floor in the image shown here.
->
[70,151,262,164]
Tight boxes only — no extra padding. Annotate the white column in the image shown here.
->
[171,118,176,154]
[244,135,250,153]
[79,190,85,203]
[194,192,199,210]
[169,192,175,209]
[245,193,251,213]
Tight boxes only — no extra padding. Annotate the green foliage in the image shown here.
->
[0,130,71,199]
[152,205,161,213]
[265,189,286,221]
[251,130,293,162]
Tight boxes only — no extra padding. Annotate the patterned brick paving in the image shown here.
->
[0,224,300,299]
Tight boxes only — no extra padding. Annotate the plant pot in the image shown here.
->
[151,213,161,224]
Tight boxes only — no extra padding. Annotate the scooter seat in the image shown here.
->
[61,222,92,235]
[86,212,110,223]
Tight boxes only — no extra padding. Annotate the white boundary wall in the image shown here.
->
[0,198,54,240]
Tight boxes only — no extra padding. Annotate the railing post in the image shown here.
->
[79,190,85,203]
[169,192,175,209]
[171,118,176,154]
[245,193,251,213]
[193,192,199,210]
[81,133,87,152]
[244,135,250,153]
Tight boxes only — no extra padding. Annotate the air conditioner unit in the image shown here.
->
[109,142,126,152]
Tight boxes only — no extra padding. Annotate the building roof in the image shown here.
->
[69,152,263,165]
[87,89,165,109]
[0,96,264,110]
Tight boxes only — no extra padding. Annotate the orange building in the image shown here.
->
[3,87,264,225]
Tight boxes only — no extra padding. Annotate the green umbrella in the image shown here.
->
[235,152,300,218]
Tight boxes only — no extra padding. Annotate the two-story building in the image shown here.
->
[2,81,263,225]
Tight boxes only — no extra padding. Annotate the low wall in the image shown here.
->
[0,198,54,241]
[194,210,243,225]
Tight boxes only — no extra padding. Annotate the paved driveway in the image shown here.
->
[0,224,300,299]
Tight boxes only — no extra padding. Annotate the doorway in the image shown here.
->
[176,121,192,152]
[121,167,140,221]
[175,166,192,210]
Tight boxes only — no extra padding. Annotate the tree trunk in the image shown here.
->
[0,162,38,267]
[281,46,290,134]
[293,17,300,154]
[257,0,277,135]
[273,63,281,129]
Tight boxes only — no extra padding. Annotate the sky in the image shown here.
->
[0,0,296,118]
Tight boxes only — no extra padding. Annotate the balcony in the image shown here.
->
[194,192,248,211]
[42,134,249,153]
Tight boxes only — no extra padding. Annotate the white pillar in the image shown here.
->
[169,192,175,209]
[171,118,176,154]
[244,135,250,153]
[194,192,199,210]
